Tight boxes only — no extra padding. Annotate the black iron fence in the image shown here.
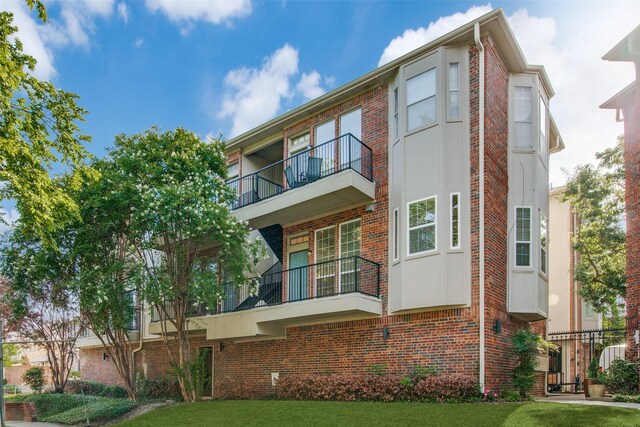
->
[227,133,373,210]
[547,328,626,393]
[151,256,380,321]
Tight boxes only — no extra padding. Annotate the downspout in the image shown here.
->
[131,301,144,391]
[474,22,486,391]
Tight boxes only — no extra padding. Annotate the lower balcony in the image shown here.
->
[149,256,382,340]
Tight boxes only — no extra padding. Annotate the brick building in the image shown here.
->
[77,9,563,397]
[601,24,640,361]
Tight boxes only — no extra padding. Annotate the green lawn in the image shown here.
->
[115,400,640,427]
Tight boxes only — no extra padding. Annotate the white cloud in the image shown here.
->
[378,4,492,66]
[297,71,326,100]
[133,38,144,48]
[145,0,252,26]
[117,2,129,23]
[219,44,299,137]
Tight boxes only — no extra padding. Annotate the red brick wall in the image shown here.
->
[624,84,640,361]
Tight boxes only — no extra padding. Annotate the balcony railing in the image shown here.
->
[150,256,380,321]
[227,133,373,210]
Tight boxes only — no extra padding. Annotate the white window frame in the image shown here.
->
[514,86,533,150]
[539,95,548,161]
[539,210,548,275]
[407,195,437,256]
[289,132,310,155]
[393,208,399,262]
[406,68,437,132]
[314,225,336,296]
[515,206,532,268]
[226,161,239,180]
[338,218,362,293]
[450,192,461,250]
[448,62,460,120]
[393,87,399,140]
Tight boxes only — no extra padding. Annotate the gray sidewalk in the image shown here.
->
[537,394,640,410]
[7,422,66,427]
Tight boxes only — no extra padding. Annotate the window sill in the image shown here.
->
[447,248,463,254]
[405,250,439,261]
[405,121,438,138]
[512,148,535,154]
[512,267,534,274]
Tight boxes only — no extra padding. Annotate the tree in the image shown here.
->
[103,127,262,401]
[74,159,144,400]
[22,367,44,393]
[561,137,625,325]
[0,226,81,393]
[0,1,96,242]
[2,343,19,367]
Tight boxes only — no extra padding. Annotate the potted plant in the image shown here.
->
[586,357,606,398]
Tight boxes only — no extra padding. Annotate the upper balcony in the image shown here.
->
[228,134,376,229]
[148,256,382,340]
[76,309,141,348]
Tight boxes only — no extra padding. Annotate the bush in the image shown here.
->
[135,372,182,401]
[500,389,525,402]
[606,359,639,395]
[23,367,45,394]
[613,394,640,403]
[43,398,136,424]
[65,380,128,398]
[512,329,556,397]
[24,394,98,419]
[276,373,478,402]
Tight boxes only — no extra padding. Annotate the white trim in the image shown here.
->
[514,206,532,268]
[338,218,362,294]
[447,62,460,121]
[314,225,336,297]
[450,192,461,250]
[513,85,533,150]
[393,208,399,262]
[539,210,548,276]
[407,195,437,256]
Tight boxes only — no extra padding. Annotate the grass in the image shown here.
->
[115,400,640,427]
[11,393,137,425]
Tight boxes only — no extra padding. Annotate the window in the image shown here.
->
[340,109,362,172]
[393,87,399,139]
[393,208,399,261]
[448,63,459,119]
[515,207,532,267]
[584,302,596,319]
[289,132,310,154]
[227,162,239,180]
[540,211,548,274]
[315,121,336,175]
[450,193,460,249]
[408,196,437,255]
[339,220,361,293]
[514,86,532,149]
[315,227,336,296]
[539,96,547,158]
[407,68,436,131]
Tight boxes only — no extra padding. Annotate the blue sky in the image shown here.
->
[2,0,640,224]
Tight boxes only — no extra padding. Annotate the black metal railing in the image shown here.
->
[547,328,626,393]
[150,256,380,321]
[227,134,373,210]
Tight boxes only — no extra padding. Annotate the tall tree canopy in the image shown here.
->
[0,1,95,241]
[562,136,625,325]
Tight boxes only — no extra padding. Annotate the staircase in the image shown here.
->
[259,224,283,263]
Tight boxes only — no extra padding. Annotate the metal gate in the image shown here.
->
[547,328,626,393]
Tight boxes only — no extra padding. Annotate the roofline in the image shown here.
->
[603,24,640,62]
[225,8,555,151]
[600,81,638,109]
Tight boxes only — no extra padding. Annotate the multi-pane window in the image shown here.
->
[393,208,399,261]
[514,86,532,149]
[227,162,239,180]
[339,220,361,293]
[540,211,548,274]
[289,132,310,154]
[315,120,336,174]
[515,207,532,267]
[315,227,336,296]
[539,96,547,158]
[408,196,437,254]
[450,193,460,249]
[393,87,399,139]
[448,63,459,119]
[340,109,362,172]
[407,68,436,131]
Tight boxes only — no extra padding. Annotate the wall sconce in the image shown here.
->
[219,342,225,352]
[102,352,109,361]
[383,326,389,340]
[492,319,502,334]
[365,203,376,213]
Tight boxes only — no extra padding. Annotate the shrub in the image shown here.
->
[606,359,639,395]
[23,367,45,394]
[216,382,257,400]
[500,389,524,402]
[65,380,128,398]
[613,394,640,403]
[512,329,556,397]
[24,393,98,419]
[135,372,182,401]
[276,373,478,403]
[43,398,136,424]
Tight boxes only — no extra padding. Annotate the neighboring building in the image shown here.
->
[77,9,564,396]
[601,24,640,361]
[547,186,602,392]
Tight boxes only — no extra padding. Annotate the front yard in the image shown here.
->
[115,400,640,427]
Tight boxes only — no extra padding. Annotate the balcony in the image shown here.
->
[76,308,141,347]
[149,256,382,339]
[228,134,376,229]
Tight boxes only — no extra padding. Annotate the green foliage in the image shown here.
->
[511,329,556,397]
[65,380,128,398]
[613,394,640,403]
[561,137,625,319]
[406,365,437,382]
[2,343,20,367]
[606,359,639,394]
[135,372,182,401]
[0,5,96,242]
[365,364,387,376]
[23,393,135,425]
[587,357,606,384]
[23,367,44,393]
[500,389,525,402]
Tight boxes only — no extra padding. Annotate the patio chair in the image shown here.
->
[304,156,323,183]
[285,165,302,189]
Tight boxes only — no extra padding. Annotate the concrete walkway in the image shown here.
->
[537,394,640,410]
[7,422,66,427]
